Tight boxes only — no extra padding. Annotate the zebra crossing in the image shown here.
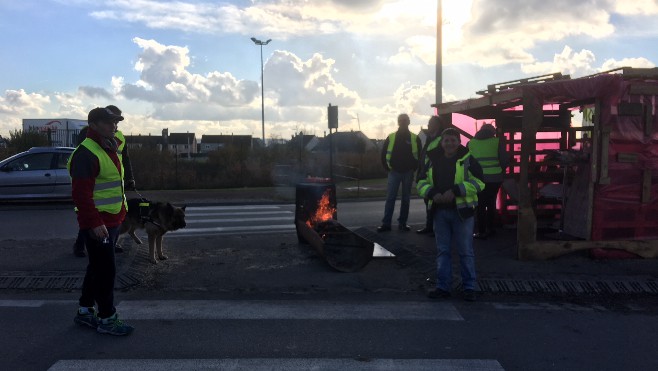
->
[0,299,505,371]
[168,204,297,237]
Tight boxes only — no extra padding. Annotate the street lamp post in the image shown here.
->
[251,37,272,145]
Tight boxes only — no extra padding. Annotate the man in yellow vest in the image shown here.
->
[378,113,421,232]
[416,115,447,235]
[467,124,509,239]
[72,105,135,256]
[417,128,484,301]
[68,107,134,336]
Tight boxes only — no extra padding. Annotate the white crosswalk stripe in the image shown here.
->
[167,204,297,236]
[49,358,506,370]
[116,299,464,321]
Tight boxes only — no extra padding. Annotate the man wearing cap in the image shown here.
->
[467,123,509,239]
[67,107,134,336]
[378,113,422,232]
[72,105,135,256]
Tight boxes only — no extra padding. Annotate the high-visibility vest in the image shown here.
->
[68,138,126,214]
[467,137,503,182]
[386,132,419,168]
[115,130,126,162]
[417,152,484,210]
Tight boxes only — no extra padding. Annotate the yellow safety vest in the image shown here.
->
[417,152,484,210]
[68,138,126,214]
[467,137,503,182]
[386,132,419,168]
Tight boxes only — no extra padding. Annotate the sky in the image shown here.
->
[1,0,657,141]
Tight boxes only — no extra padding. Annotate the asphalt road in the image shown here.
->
[1,199,657,370]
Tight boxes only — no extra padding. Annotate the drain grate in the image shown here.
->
[477,278,658,295]
[0,243,151,290]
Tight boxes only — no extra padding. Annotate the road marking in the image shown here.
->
[186,216,293,223]
[116,300,464,321]
[168,224,295,235]
[49,358,505,370]
[186,205,284,211]
[187,210,293,217]
[492,302,607,311]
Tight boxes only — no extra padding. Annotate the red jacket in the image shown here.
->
[69,128,127,229]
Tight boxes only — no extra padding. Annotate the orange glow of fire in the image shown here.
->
[305,190,336,227]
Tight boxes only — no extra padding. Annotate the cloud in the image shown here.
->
[456,0,616,67]
[0,89,50,115]
[119,38,259,108]
[521,45,656,77]
[265,51,360,108]
[79,86,113,99]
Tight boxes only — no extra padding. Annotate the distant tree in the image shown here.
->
[7,129,48,153]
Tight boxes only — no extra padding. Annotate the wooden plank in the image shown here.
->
[586,99,602,239]
[629,84,658,95]
[518,239,658,260]
[599,124,611,185]
[618,102,644,116]
[642,170,652,204]
[645,103,653,137]
[617,152,639,163]
[517,91,543,257]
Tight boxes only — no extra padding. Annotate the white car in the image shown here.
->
[0,147,75,200]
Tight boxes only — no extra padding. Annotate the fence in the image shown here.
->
[26,127,81,147]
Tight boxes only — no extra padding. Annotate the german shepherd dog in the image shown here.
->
[119,198,187,264]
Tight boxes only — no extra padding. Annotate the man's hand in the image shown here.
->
[91,225,109,240]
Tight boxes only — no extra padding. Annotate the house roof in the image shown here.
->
[201,135,252,146]
[125,135,164,145]
[312,131,374,152]
[168,133,196,145]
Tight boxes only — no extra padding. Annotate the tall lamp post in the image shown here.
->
[251,37,272,145]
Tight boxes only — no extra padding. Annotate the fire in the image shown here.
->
[306,190,336,227]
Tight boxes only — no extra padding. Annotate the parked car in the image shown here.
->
[0,147,75,200]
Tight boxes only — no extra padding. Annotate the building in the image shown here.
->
[200,134,253,153]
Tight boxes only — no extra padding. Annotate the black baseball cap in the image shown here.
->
[88,107,124,124]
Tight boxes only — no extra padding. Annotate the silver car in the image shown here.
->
[0,147,75,200]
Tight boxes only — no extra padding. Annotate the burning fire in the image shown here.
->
[306,190,336,228]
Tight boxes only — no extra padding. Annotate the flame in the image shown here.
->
[305,190,336,228]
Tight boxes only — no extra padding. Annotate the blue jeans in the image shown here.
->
[382,170,414,226]
[433,208,476,291]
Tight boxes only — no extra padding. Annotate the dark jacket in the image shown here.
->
[422,145,484,218]
[380,127,422,172]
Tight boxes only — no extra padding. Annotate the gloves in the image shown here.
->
[125,179,136,191]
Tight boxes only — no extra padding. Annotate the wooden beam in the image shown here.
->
[645,103,653,137]
[586,99,601,239]
[629,84,658,96]
[642,170,652,204]
[517,90,543,258]
[599,123,611,185]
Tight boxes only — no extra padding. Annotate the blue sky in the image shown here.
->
[1,0,656,140]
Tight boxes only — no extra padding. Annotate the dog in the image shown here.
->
[119,198,187,264]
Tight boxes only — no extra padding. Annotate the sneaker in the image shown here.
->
[427,288,451,299]
[97,313,134,336]
[398,224,411,231]
[463,289,477,302]
[74,307,99,329]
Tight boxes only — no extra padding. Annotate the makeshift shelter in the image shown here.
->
[433,68,658,260]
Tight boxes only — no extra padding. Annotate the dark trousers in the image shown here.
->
[79,226,119,319]
[423,198,434,231]
[476,182,502,234]
[73,229,85,253]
